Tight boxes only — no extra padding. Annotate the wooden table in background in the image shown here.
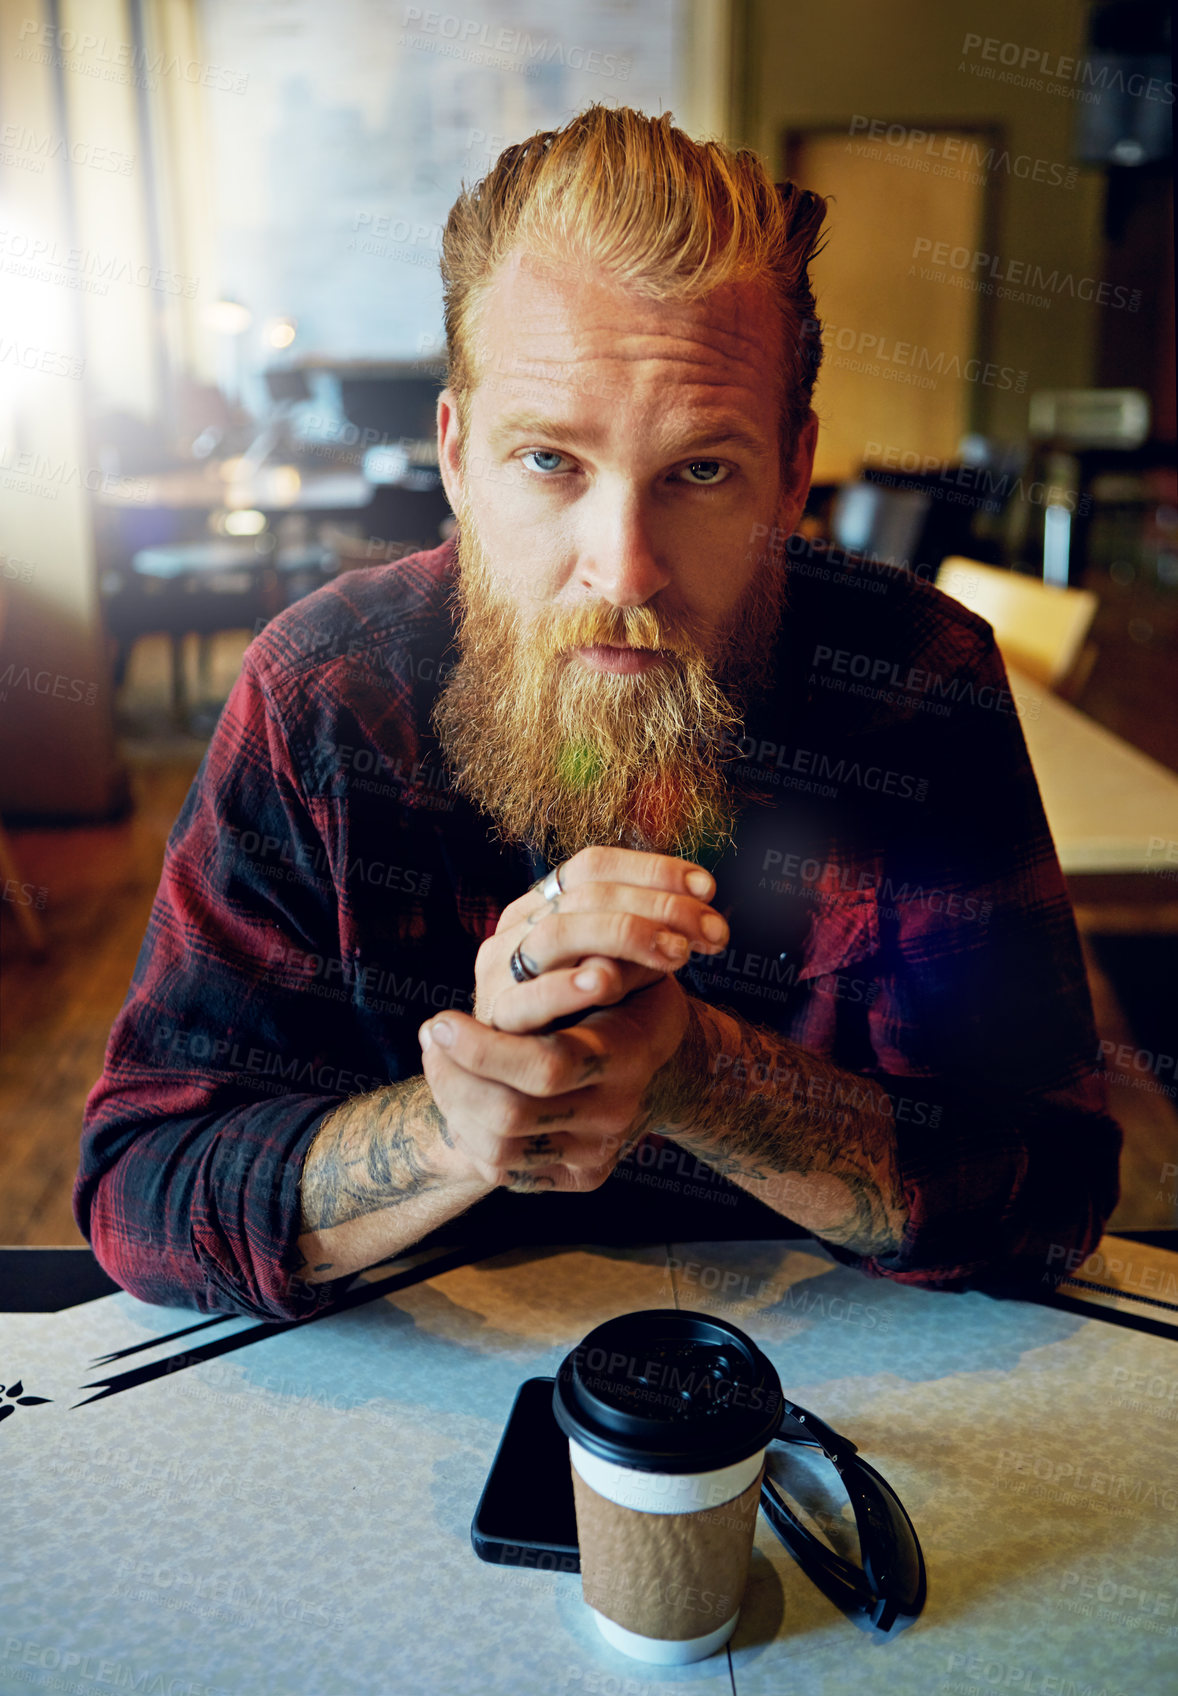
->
[1010,665,1178,929]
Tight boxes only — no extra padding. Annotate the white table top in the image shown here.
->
[1010,666,1178,876]
[2,1238,1175,1694]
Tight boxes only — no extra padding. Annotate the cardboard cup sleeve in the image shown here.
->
[571,1458,765,1642]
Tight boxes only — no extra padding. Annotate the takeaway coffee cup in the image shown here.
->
[553,1309,784,1664]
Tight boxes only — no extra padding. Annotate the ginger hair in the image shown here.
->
[440,104,827,460]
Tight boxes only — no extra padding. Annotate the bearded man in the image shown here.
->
[78,107,1120,1319]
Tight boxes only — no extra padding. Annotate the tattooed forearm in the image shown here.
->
[635,998,909,1257]
[294,1075,495,1289]
[300,1074,448,1234]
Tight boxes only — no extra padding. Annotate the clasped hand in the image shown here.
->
[417,846,729,1193]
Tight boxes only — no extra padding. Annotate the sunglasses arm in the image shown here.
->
[760,1402,928,1631]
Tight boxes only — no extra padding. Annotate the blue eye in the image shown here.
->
[679,461,728,485]
[521,449,569,474]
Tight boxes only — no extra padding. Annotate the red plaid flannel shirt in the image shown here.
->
[77,538,1121,1317]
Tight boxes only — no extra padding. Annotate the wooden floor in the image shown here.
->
[1,633,1175,1247]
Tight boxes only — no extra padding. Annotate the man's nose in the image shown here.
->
[577,493,672,607]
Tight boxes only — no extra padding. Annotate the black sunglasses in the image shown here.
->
[759,1394,927,1631]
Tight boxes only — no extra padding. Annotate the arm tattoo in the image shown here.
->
[636,999,909,1258]
[299,1074,450,1234]
[503,1169,558,1192]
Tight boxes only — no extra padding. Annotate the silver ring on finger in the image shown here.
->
[540,864,566,902]
[509,942,542,983]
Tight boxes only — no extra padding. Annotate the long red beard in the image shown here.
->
[432,506,786,865]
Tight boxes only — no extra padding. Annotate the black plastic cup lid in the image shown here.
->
[552,1309,784,1473]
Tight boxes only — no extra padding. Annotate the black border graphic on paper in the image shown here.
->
[0,1244,477,1422]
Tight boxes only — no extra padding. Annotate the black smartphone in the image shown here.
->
[470,1376,581,1571]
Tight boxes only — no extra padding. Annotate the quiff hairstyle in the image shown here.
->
[440,104,827,461]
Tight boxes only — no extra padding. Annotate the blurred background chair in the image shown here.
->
[124,537,337,727]
[935,557,1100,696]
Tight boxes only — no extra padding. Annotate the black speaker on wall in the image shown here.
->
[1072,1,1172,167]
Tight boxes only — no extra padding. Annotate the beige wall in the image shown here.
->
[738,0,1108,459]
[790,128,989,482]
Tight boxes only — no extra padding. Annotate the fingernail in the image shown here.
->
[686,870,713,898]
[699,913,727,943]
[655,930,688,958]
[574,969,601,992]
[431,1020,454,1047]
[419,1024,432,1051]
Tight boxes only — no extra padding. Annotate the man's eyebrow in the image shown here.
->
[485,410,568,449]
[485,411,771,460]
[677,424,770,459]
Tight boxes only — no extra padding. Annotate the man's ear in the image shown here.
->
[436,387,465,518]
[781,412,819,531]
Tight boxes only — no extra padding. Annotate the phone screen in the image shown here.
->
[471,1377,580,1567]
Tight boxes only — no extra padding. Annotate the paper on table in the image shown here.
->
[0,1295,255,1457]
[664,1239,1178,1696]
[3,1240,1177,1696]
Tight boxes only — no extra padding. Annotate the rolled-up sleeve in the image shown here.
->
[76,653,363,1319]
